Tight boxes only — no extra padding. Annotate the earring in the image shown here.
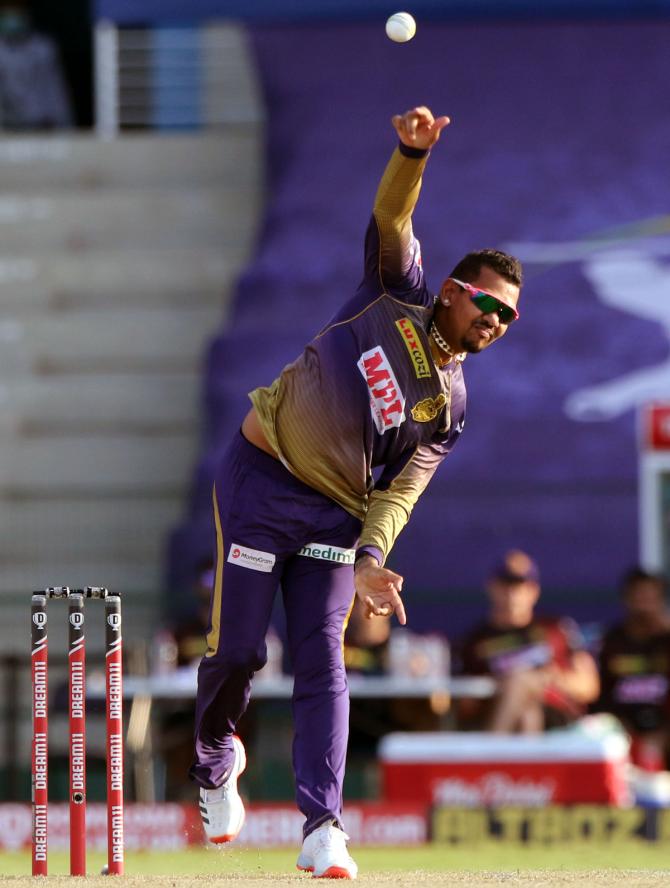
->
[442,297,450,307]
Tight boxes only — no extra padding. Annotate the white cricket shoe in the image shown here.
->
[296,821,358,879]
[198,735,246,844]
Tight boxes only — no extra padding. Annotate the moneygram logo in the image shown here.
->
[227,544,276,573]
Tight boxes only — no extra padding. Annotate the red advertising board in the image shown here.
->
[646,404,670,450]
[0,802,427,852]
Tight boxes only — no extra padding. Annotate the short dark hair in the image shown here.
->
[450,249,523,288]
[620,566,667,597]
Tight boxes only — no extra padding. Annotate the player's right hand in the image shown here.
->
[392,106,450,151]
[354,557,406,625]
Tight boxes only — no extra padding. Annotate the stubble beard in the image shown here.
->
[461,324,496,354]
[460,335,488,354]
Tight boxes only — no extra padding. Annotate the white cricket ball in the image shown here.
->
[385,12,416,43]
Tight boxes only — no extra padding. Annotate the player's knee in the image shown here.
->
[224,644,267,675]
[293,653,346,693]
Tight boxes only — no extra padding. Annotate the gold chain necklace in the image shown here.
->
[429,322,467,365]
[429,321,453,356]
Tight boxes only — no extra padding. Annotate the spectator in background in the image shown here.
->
[456,550,600,733]
[154,563,214,799]
[596,567,670,771]
[166,563,214,670]
[344,597,390,677]
[0,0,72,129]
[344,599,393,792]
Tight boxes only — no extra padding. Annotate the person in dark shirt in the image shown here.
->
[155,564,213,800]
[343,599,393,782]
[457,550,600,732]
[191,106,524,878]
[597,567,670,770]
[0,0,72,129]
[344,597,390,677]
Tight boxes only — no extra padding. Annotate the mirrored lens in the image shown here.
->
[471,292,516,324]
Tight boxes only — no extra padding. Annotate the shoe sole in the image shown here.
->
[206,735,247,844]
[209,817,245,844]
[313,866,354,879]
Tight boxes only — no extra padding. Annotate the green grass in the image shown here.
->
[2,842,670,877]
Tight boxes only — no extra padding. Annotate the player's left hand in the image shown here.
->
[354,556,406,625]
[392,106,450,150]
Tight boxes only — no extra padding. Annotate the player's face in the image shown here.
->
[440,268,520,354]
[488,579,539,628]
[624,580,666,621]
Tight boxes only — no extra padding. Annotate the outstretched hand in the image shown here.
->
[354,556,407,625]
[392,106,451,150]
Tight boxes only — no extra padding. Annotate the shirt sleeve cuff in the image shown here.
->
[355,545,385,567]
[398,142,429,159]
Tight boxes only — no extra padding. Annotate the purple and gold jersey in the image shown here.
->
[597,623,670,733]
[250,143,466,563]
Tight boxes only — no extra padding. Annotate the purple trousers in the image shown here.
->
[189,432,362,837]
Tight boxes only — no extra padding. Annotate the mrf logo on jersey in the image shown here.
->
[357,346,405,434]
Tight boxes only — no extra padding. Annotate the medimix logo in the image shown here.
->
[297,543,356,565]
[227,544,276,573]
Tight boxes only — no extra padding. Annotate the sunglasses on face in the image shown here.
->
[449,277,519,325]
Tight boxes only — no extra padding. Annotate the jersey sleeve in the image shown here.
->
[363,143,433,307]
[355,442,446,564]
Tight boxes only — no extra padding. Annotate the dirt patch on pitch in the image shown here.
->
[3,872,670,888]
